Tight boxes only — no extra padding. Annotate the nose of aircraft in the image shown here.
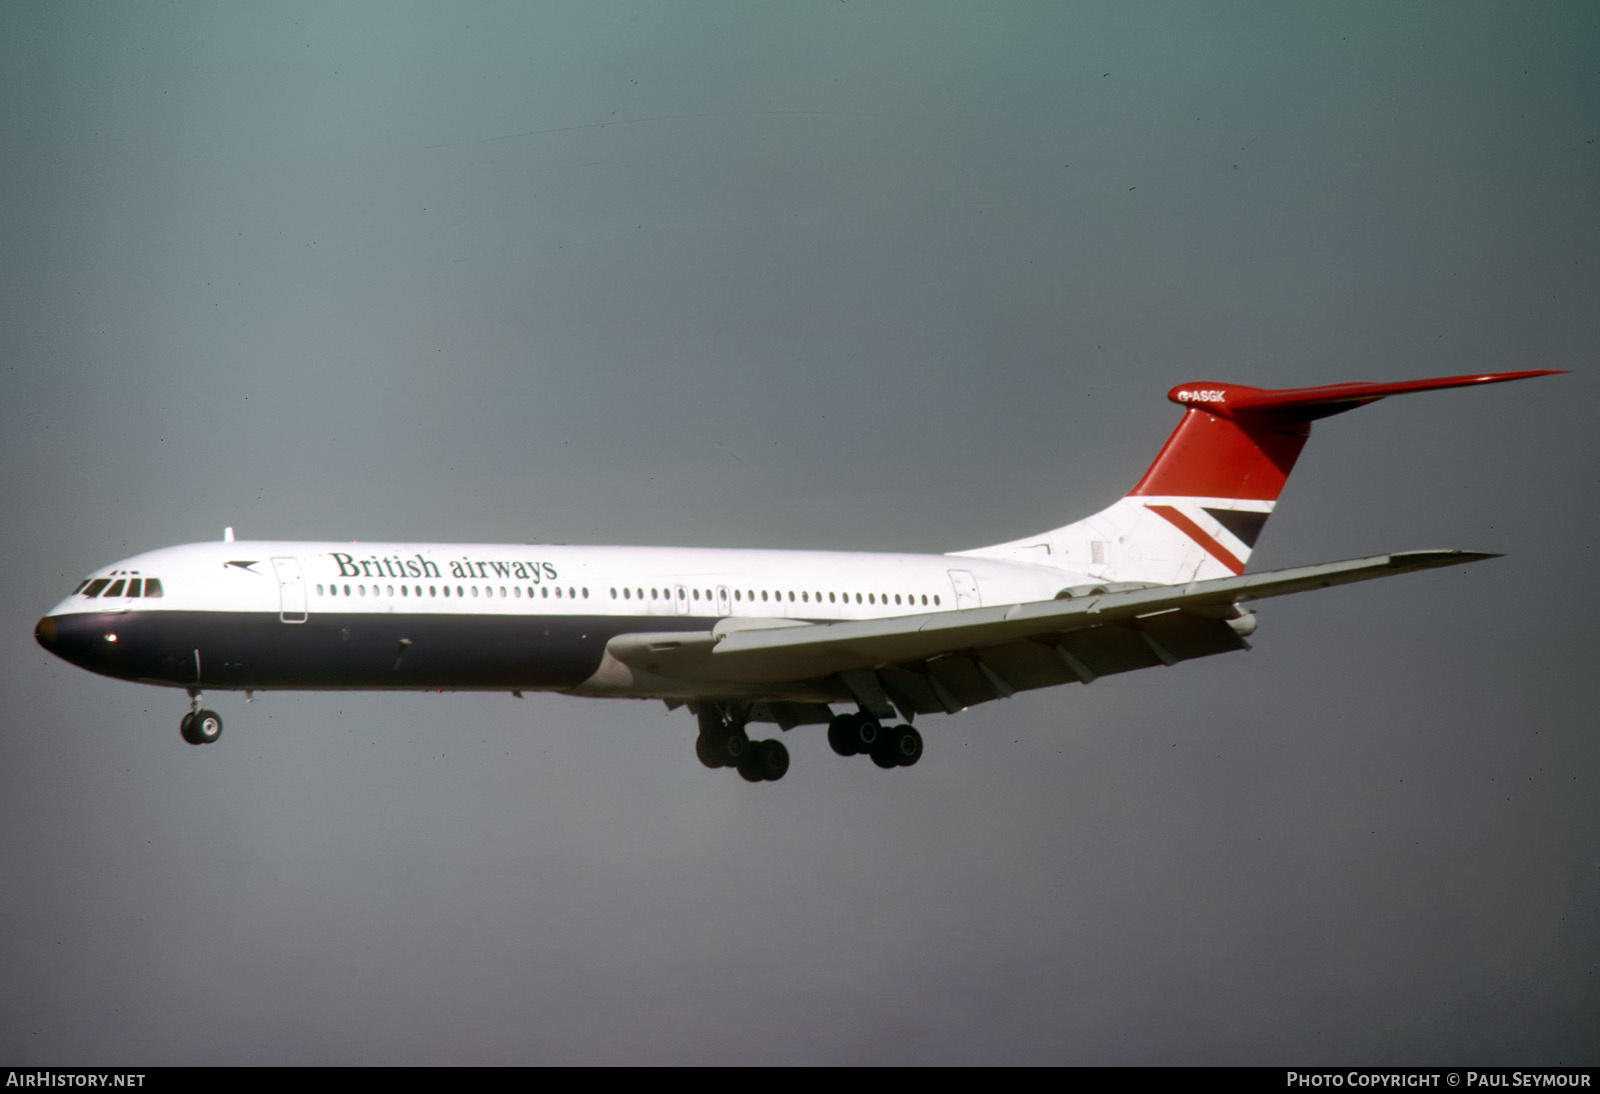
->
[35,612,123,676]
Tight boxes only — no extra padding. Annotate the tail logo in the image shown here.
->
[1145,504,1247,575]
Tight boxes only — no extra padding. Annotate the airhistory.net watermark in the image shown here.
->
[6,1075,145,1088]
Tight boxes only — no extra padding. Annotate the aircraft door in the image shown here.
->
[271,557,308,623]
[947,569,982,609]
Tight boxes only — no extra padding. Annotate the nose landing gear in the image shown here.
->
[179,690,223,745]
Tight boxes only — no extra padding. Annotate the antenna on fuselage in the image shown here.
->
[223,527,234,543]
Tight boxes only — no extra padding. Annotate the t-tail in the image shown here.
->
[955,370,1561,585]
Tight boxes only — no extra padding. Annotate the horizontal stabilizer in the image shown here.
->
[1170,370,1564,423]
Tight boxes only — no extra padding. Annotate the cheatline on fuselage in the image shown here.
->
[36,369,1559,782]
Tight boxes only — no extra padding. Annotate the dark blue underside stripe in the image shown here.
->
[44,611,714,691]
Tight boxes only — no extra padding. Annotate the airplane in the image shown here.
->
[34,369,1558,781]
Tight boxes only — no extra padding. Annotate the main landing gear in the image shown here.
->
[828,711,922,769]
[179,690,223,746]
[695,709,789,782]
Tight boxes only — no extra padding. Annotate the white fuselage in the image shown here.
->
[38,539,1092,699]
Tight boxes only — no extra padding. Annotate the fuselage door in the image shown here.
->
[271,557,308,623]
[947,569,982,610]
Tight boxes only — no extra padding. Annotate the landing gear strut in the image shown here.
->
[695,708,788,782]
[828,712,921,768]
[180,690,223,745]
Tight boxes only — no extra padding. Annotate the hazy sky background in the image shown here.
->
[2,1,1596,1065]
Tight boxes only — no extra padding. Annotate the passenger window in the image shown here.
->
[105,580,126,597]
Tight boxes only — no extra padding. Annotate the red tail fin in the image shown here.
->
[1130,370,1562,501]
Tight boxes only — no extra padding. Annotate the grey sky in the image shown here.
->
[2,1,1596,1064]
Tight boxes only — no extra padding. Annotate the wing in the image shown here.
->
[597,550,1496,723]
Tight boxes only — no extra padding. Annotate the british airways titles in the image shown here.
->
[331,552,560,584]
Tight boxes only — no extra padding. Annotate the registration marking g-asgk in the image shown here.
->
[1177,389,1227,404]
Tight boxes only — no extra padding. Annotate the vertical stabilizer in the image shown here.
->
[954,370,1560,585]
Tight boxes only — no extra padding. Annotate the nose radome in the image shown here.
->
[35,616,58,650]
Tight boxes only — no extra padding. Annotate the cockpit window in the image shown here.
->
[72,580,89,595]
[126,578,142,597]
[143,578,163,597]
[104,579,126,597]
[83,578,111,598]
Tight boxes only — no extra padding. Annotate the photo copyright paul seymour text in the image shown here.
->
[1287,1075,1591,1089]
